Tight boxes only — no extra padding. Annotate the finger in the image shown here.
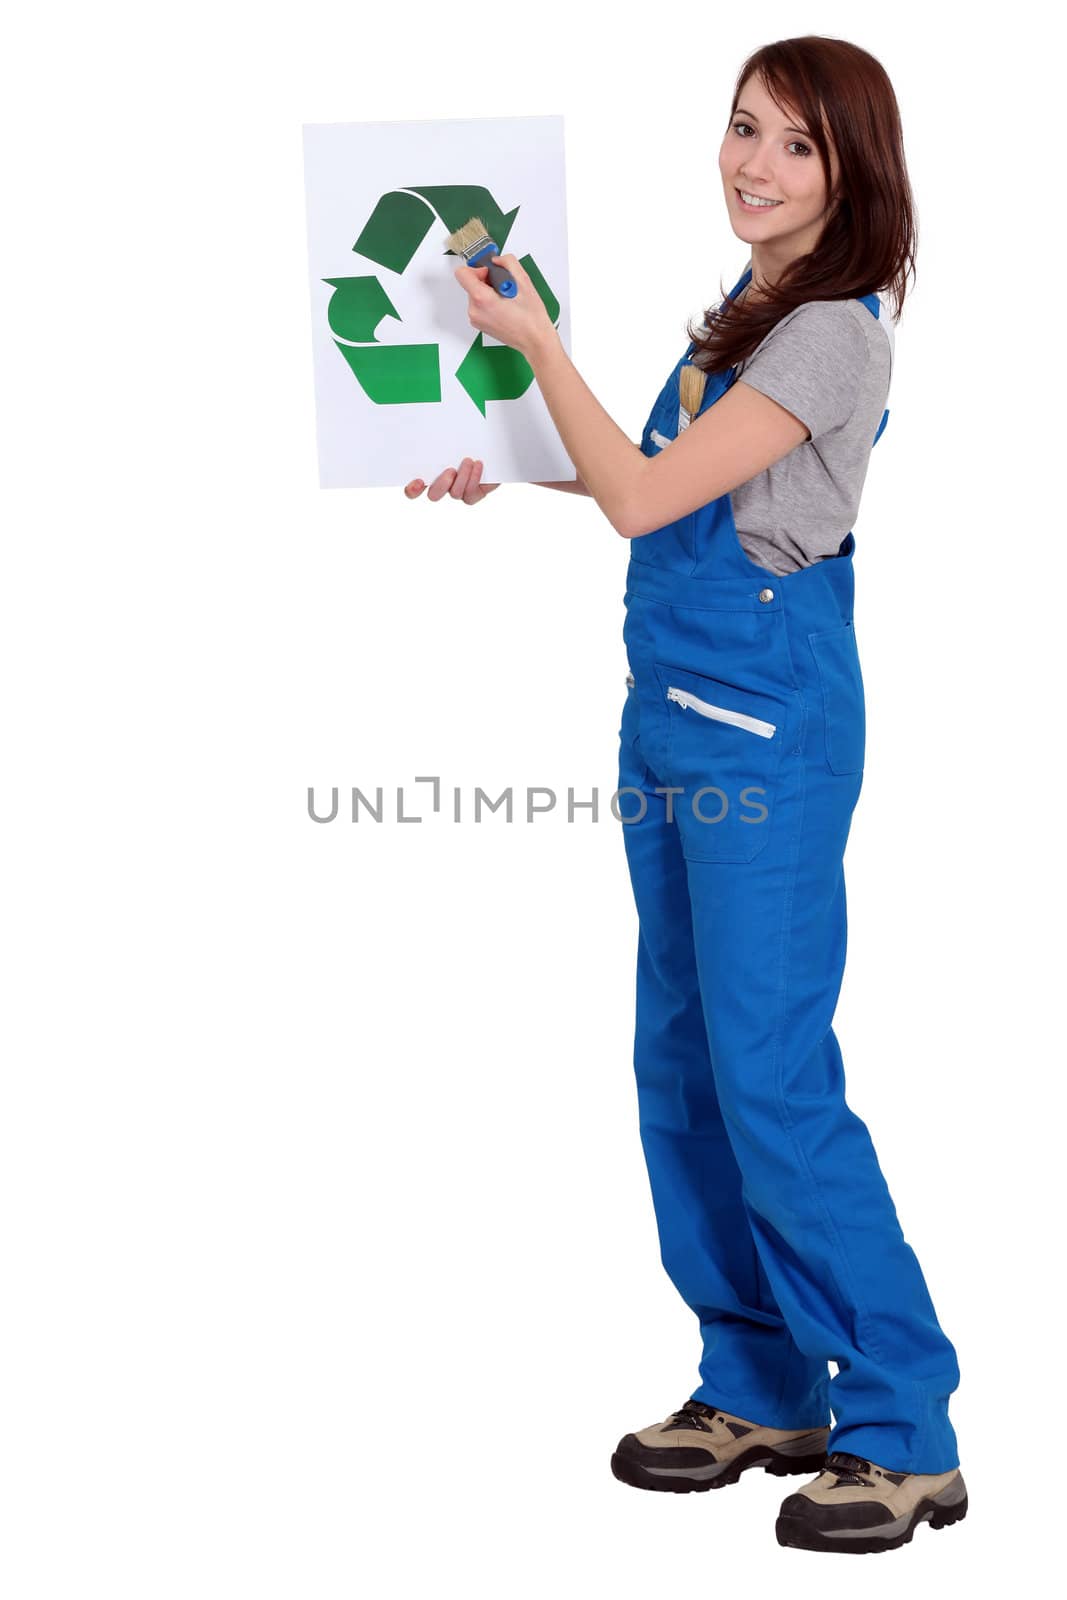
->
[426,467,456,502]
[404,478,425,497]
[453,263,488,291]
[450,457,475,499]
[464,460,485,504]
[493,252,524,280]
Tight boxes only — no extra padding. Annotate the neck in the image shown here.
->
[748,217,829,294]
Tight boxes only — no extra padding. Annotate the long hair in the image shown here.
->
[688,36,917,377]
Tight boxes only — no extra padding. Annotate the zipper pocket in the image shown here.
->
[666,685,776,739]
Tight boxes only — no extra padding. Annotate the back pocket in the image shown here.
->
[653,661,786,863]
[808,622,865,775]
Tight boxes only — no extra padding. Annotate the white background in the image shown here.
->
[2,3,1060,1595]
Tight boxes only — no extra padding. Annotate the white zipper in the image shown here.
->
[650,428,673,449]
[666,685,776,739]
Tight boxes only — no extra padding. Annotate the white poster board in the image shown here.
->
[301,115,575,489]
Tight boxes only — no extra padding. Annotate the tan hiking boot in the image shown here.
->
[775,1449,969,1553]
[610,1398,829,1492]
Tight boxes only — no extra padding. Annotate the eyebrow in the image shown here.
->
[734,106,811,137]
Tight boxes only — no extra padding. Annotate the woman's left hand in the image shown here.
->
[452,253,559,363]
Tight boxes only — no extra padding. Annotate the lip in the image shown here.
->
[735,187,784,213]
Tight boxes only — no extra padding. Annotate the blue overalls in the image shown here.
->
[617,263,961,1475]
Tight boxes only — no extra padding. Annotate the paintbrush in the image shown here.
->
[444,216,518,298]
[678,362,707,432]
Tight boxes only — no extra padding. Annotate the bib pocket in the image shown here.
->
[635,358,696,566]
[653,661,786,863]
[808,622,865,775]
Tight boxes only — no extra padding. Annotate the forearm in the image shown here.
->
[527,332,646,534]
[532,477,592,495]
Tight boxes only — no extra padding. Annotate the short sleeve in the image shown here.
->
[735,301,869,441]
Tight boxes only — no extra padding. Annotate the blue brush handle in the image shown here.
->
[467,239,517,298]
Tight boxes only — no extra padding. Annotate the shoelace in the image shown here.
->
[824,1450,874,1486]
[664,1399,718,1431]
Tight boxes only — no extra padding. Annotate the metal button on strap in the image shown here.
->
[758,587,774,603]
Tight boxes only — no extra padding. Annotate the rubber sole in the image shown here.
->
[611,1443,829,1493]
[775,1487,969,1554]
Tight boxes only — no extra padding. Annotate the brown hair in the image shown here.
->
[688,36,917,377]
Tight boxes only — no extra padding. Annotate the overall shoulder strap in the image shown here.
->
[686,260,754,360]
[857,289,895,448]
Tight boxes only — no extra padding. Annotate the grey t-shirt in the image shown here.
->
[729,296,894,576]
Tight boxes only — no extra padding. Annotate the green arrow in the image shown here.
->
[519,253,560,322]
[335,340,440,405]
[353,186,521,272]
[406,186,520,255]
[324,276,439,403]
[351,191,437,274]
[455,334,533,416]
[324,275,400,342]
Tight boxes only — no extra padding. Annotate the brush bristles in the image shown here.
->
[445,215,493,259]
[679,363,706,417]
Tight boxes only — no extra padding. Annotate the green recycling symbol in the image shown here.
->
[324,185,561,416]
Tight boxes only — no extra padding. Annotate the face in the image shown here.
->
[718,73,840,272]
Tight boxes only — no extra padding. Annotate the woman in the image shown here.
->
[405,36,967,1557]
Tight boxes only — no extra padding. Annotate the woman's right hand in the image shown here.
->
[403,458,500,505]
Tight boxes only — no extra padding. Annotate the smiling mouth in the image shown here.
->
[735,188,784,209]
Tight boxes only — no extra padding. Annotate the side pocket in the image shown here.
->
[808,622,865,775]
[653,661,786,863]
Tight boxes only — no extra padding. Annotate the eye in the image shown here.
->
[732,121,812,157]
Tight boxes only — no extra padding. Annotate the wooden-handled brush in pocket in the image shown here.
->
[677,361,707,433]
